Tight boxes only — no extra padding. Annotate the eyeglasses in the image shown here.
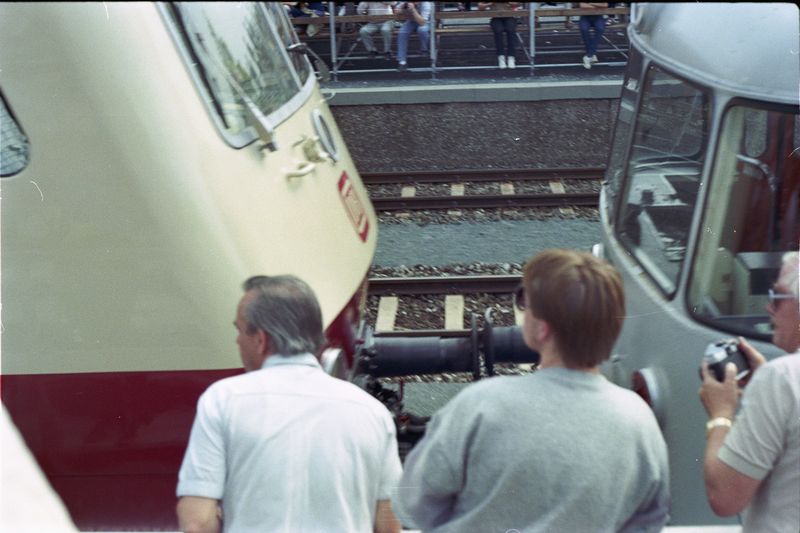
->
[768,288,795,307]
[514,284,526,311]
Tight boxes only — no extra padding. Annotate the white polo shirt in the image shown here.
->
[177,353,403,532]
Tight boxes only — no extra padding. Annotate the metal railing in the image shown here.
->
[289,3,630,80]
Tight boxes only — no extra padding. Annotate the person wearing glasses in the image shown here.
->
[394,249,670,532]
[699,250,800,532]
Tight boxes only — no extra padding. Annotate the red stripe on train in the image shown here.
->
[1,287,365,530]
[2,367,239,529]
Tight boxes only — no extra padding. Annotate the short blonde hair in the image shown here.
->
[523,249,625,367]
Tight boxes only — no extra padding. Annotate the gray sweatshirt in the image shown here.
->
[394,368,670,532]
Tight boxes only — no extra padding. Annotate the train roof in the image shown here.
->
[628,3,800,106]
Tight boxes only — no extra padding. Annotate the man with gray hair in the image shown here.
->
[700,250,800,531]
[176,275,403,532]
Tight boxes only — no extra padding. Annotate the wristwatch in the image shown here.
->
[706,416,732,436]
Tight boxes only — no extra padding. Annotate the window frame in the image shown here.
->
[686,97,800,341]
[613,62,711,298]
[158,2,315,149]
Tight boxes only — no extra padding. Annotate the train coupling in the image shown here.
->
[353,308,540,380]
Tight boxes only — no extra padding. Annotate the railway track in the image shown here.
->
[366,274,523,338]
[369,274,519,295]
[365,167,602,211]
[361,166,605,184]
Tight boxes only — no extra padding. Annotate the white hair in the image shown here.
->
[780,250,799,300]
[242,275,325,356]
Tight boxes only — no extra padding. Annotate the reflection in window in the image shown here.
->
[604,75,638,222]
[263,2,310,85]
[171,3,303,141]
[1,93,30,177]
[615,66,708,295]
[689,105,799,339]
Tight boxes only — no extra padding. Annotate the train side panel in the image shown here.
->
[0,3,375,529]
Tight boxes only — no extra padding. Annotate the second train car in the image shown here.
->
[0,2,375,530]
[598,3,799,526]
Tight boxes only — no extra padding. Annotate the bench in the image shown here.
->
[290,6,630,77]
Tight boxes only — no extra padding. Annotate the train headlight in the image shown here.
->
[312,109,339,162]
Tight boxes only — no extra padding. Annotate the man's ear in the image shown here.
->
[256,329,272,357]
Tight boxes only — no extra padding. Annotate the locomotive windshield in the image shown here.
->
[0,91,29,177]
[165,2,312,146]
[615,65,709,295]
[688,104,800,339]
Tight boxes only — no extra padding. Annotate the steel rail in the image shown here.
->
[368,275,521,296]
[361,166,605,185]
[371,192,598,211]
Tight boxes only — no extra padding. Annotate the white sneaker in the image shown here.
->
[498,56,507,69]
[507,56,516,69]
[582,55,592,69]
[590,55,598,64]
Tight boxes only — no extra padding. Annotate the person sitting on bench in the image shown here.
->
[358,2,396,59]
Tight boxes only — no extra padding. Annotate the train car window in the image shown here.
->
[263,2,311,85]
[0,91,30,177]
[616,65,708,295]
[688,104,800,339]
[164,2,311,147]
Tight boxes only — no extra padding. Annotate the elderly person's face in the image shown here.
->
[767,261,800,353]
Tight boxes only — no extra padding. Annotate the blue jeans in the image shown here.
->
[397,21,430,63]
[579,15,605,56]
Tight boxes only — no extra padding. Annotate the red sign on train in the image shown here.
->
[338,171,369,242]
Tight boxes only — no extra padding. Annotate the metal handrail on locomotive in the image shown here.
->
[596,3,799,527]
[0,3,376,530]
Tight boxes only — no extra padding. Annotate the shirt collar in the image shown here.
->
[261,353,321,370]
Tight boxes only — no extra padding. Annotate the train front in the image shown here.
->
[597,3,799,526]
[0,3,375,530]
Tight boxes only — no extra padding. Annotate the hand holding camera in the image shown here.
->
[700,339,751,382]
[699,337,767,383]
[698,336,768,421]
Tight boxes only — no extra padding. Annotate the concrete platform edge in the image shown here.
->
[324,80,623,105]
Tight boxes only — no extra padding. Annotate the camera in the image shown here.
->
[700,340,751,382]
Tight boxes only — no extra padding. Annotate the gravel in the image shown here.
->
[377,206,599,225]
[370,262,523,277]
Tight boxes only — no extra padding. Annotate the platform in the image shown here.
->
[323,71,624,105]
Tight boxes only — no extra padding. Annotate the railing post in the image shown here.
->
[328,2,338,81]
[430,6,437,79]
[529,2,536,75]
